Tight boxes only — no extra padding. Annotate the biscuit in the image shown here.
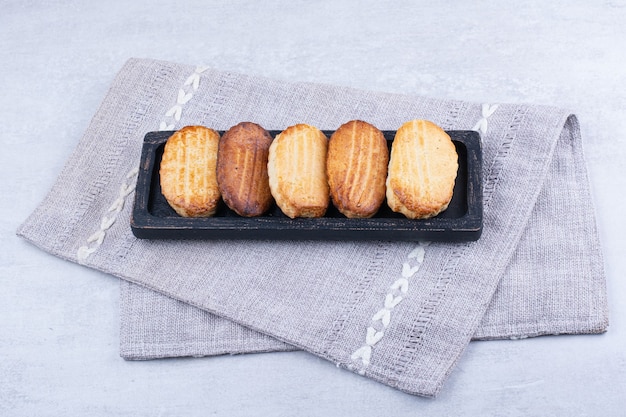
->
[217,122,274,217]
[267,124,329,218]
[327,120,389,218]
[386,120,458,219]
[159,125,221,217]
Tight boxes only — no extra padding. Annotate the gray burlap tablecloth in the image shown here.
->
[17,58,608,397]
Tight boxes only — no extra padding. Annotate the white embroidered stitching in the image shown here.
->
[350,241,430,371]
[159,66,208,131]
[76,167,139,263]
[472,103,499,134]
[349,103,499,373]
[77,65,208,264]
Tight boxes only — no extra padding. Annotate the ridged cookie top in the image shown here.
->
[217,122,273,217]
[267,124,329,218]
[386,120,458,219]
[159,125,221,217]
[327,120,389,218]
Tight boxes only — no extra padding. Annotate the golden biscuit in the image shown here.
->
[386,120,458,219]
[159,126,221,217]
[267,124,329,218]
[327,120,389,218]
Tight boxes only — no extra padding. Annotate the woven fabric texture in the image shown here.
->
[17,58,607,397]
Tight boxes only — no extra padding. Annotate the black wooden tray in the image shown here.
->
[131,129,482,241]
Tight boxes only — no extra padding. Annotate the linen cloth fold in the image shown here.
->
[17,58,608,397]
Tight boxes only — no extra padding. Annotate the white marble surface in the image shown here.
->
[2,1,625,415]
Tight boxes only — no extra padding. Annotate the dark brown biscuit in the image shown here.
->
[217,122,274,217]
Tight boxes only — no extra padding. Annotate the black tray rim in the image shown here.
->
[131,129,483,241]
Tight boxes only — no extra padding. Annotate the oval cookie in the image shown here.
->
[159,125,221,217]
[267,124,329,218]
[327,120,389,218]
[386,120,458,219]
[217,122,274,217]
